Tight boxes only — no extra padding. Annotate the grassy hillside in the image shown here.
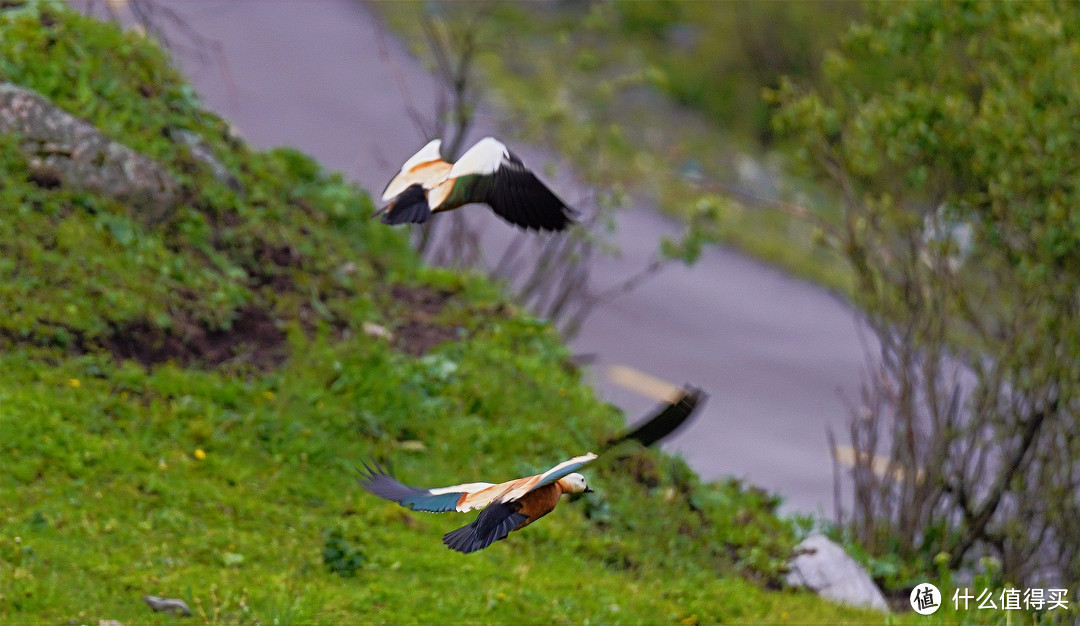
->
[0,5,941,624]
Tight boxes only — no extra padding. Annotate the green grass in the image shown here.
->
[0,4,1011,624]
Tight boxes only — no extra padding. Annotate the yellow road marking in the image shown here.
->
[607,365,684,403]
[832,445,924,483]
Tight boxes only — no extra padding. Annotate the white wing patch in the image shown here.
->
[498,453,598,503]
[428,482,495,495]
[534,453,598,486]
[449,137,508,177]
[400,139,443,173]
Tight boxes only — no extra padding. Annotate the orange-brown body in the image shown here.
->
[512,482,565,530]
[382,160,452,209]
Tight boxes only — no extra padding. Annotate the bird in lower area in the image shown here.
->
[357,385,706,553]
[373,137,575,232]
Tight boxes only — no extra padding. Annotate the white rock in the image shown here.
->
[785,534,890,612]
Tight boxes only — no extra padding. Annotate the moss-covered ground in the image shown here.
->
[0,4,1002,624]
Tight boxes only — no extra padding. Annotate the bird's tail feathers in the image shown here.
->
[378,183,432,225]
[443,503,528,554]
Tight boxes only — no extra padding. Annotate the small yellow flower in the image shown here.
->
[194,448,206,461]
[262,390,276,401]
[68,378,81,388]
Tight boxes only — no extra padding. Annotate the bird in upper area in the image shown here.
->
[373,137,575,231]
[357,385,706,553]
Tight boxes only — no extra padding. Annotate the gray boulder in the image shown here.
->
[0,82,181,225]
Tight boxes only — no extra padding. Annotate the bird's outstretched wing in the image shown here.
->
[482,154,574,231]
[604,385,706,450]
[496,453,599,503]
[497,386,705,501]
[448,138,575,231]
[376,139,450,224]
[357,461,499,513]
[379,139,446,202]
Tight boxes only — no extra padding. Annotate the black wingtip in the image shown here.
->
[355,459,425,505]
[545,204,577,232]
[528,196,577,232]
[604,385,708,450]
[355,459,389,490]
[481,161,577,232]
[526,199,576,232]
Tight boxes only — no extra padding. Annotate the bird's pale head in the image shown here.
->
[558,473,593,494]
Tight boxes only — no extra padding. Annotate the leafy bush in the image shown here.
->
[775,0,1080,595]
[322,528,365,578]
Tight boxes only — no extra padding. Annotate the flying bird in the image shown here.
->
[374,137,575,231]
[357,385,706,553]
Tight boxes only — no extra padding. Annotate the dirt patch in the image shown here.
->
[387,284,461,356]
[391,319,461,357]
[389,284,453,318]
[610,452,662,489]
[106,304,288,370]
[245,241,304,292]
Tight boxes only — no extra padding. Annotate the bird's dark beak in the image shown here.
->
[584,486,595,493]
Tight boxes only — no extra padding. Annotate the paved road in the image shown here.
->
[116,0,870,514]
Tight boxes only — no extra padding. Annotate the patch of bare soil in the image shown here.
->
[391,319,462,357]
[387,284,462,356]
[609,452,662,489]
[389,284,453,317]
[244,240,304,292]
[107,304,287,370]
